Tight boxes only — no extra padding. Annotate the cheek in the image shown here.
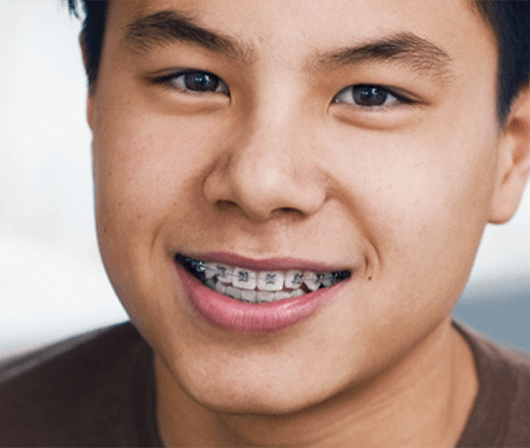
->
[307,127,500,376]
[91,109,225,306]
[90,70,233,241]
[327,120,498,285]
[92,110,224,234]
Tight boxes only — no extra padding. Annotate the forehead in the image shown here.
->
[106,0,496,68]
[110,0,481,33]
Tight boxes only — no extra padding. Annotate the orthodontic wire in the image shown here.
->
[188,259,341,283]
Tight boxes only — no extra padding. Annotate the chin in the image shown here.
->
[165,355,339,417]
[191,382,327,416]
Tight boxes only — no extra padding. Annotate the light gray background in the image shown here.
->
[1,1,529,360]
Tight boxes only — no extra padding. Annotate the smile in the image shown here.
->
[175,254,351,304]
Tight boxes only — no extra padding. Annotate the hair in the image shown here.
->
[67,0,107,87]
[67,0,530,124]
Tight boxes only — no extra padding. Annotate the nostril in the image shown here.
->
[280,207,299,213]
[276,207,307,219]
[216,200,238,211]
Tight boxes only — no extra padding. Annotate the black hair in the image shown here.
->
[67,0,530,124]
[471,1,530,123]
[67,0,108,87]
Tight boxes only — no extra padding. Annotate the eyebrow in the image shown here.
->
[123,10,255,64]
[313,33,454,81]
[124,11,453,82]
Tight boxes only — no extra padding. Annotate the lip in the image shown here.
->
[179,251,351,273]
[175,258,350,335]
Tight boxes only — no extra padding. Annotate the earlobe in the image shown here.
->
[489,87,530,224]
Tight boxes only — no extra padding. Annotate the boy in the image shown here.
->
[1,1,530,446]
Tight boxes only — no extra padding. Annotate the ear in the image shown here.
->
[79,31,89,77]
[87,94,94,130]
[489,86,530,224]
[79,31,95,130]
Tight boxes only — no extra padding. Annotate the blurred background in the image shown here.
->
[1,1,529,361]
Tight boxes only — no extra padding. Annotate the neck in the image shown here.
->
[155,318,477,447]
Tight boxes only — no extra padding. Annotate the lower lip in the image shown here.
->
[175,264,349,334]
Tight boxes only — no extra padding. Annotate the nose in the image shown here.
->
[203,98,328,222]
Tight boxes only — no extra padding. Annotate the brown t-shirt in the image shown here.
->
[0,320,529,447]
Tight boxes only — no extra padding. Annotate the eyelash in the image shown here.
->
[333,84,415,110]
[152,70,415,110]
[152,70,230,96]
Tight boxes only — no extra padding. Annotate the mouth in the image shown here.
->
[175,254,351,304]
[175,253,352,334]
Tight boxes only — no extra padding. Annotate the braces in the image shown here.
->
[176,254,351,285]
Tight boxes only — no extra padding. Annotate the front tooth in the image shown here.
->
[213,263,233,283]
[303,272,322,291]
[274,291,291,301]
[225,286,242,299]
[240,290,257,303]
[206,277,216,289]
[257,271,284,291]
[257,291,275,302]
[232,267,257,290]
[285,270,304,289]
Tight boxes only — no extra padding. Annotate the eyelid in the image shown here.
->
[150,69,230,96]
[333,84,416,110]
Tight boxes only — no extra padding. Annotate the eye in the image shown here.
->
[334,84,413,109]
[153,70,230,96]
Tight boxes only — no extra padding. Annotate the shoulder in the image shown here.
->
[454,321,530,447]
[0,321,154,447]
[1,324,128,381]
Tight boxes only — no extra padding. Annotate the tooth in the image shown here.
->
[190,259,206,272]
[321,273,335,287]
[215,281,227,294]
[303,272,322,291]
[212,263,233,283]
[240,290,257,303]
[225,286,242,299]
[257,291,275,302]
[206,278,216,289]
[291,289,305,297]
[257,271,284,291]
[274,291,290,301]
[232,267,257,290]
[285,270,304,289]
[204,262,218,279]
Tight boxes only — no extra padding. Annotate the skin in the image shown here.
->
[86,0,530,446]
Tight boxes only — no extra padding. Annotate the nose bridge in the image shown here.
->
[204,82,327,222]
[242,85,301,172]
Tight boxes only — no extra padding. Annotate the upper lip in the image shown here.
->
[177,251,352,273]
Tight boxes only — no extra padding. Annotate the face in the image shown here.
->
[90,0,501,414]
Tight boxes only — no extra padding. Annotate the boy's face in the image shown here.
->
[90,0,502,413]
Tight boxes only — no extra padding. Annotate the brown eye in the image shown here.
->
[334,84,412,109]
[352,85,389,106]
[154,70,230,95]
[182,71,220,92]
